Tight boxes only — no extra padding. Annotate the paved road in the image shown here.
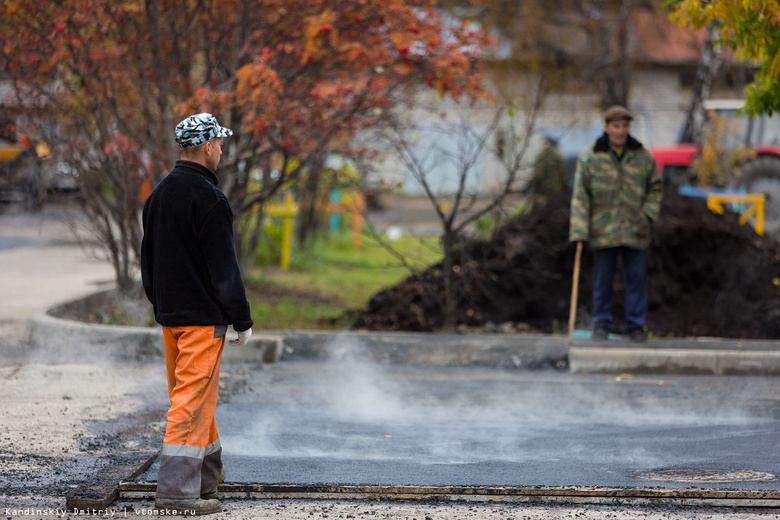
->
[4,205,780,519]
[136,342,780,492]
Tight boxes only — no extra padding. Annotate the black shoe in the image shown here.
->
[627,327,647,343]
[592,325,609,341]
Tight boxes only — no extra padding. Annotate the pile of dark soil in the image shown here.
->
[353,190,780,339]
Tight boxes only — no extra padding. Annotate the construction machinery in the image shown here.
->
[650,99,780,233]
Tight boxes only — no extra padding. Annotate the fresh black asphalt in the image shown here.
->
[136,338,780,492]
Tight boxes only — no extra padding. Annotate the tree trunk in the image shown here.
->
[680,21,724,145]
[440,228,458,333]
[240,203,266,273]
[610,0,632,107]
[589,0,633,109]
[296,160,323,244]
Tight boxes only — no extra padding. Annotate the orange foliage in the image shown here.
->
[0,0,492,204]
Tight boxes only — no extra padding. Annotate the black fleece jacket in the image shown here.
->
[141,160,253,332]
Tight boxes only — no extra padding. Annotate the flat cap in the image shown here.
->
[604,105,633,123]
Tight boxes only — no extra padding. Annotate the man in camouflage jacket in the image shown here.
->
[569,105,663,342]
[528,135,568,206]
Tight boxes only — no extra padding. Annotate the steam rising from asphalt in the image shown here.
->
[221,335,770,466]
[323,338,406,423]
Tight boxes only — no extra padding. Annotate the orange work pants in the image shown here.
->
[156,325,226,499]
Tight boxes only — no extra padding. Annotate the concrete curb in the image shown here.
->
[569,346,780,376]
[28,311,165,360]
[243,331,780,375]
[273,330,569,368]
[27,290,284,363]
[22,288,780,374]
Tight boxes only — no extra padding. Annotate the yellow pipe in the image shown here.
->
[266,194,298,270]
[706,193,765,236]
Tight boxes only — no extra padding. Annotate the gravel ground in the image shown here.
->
[59,498,780,519]
[2,205,780,519]
[0,322,168,513]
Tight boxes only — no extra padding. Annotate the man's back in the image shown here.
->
[141,159,252,331]
[532,144,568,200]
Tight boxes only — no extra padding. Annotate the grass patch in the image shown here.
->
[245,230,442,330]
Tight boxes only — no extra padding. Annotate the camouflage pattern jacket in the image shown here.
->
[569,133,663,250]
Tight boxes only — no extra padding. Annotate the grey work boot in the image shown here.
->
[201,466,226,500]
[155,498,222,516]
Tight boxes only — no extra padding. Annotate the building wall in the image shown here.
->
[366,67,746,196]
[630,67,690,146]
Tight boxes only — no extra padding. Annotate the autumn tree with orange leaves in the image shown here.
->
[0,0,492,292]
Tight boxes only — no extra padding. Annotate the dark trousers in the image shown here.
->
[592,246,647,331]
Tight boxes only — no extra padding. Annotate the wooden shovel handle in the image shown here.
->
[568,241,583,344]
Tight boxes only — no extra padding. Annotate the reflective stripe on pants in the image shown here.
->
[157,325,225,499]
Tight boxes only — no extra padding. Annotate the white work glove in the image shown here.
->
[229,328,252,347]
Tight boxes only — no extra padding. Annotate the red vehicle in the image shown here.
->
[649,99,780,232]
[649,143,698,188]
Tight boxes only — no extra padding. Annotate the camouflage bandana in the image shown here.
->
[174,113,233,148]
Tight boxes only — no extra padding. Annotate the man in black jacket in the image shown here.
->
[141,113,253,515]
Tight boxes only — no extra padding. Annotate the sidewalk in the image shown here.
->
[0,207,115,326]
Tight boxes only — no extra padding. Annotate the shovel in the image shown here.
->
[568,241,583,344]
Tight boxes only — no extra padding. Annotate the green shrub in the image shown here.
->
[252,219,285,266]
